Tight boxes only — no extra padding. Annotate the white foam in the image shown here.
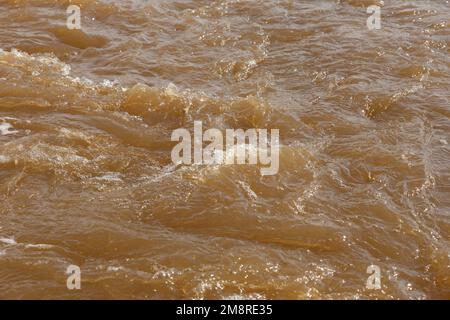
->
[0,122,18,135]
[0,237,17,245]
[95,172,123,182]
[0,237,54,249]
[25,243,54,249]
[107,266,123,272]
[223,293,265,300]
[0,155,10,163]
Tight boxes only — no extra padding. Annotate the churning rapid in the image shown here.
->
[0,0,449,299]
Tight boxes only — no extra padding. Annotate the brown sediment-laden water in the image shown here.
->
[0,0,449,299]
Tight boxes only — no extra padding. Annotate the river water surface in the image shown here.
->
[0,0,449,299]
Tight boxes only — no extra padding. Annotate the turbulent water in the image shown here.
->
[0,0,449,299]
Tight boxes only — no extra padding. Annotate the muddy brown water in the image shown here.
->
[0,0,449,299]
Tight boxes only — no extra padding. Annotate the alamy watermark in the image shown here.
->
[366,264,381,290]
[66,265,81,290]
[66,5,81,30]
[171,121,280,175]
[367,5,381,30]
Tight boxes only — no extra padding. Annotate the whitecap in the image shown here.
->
[0,122,18,136]
[0,237,17,245]
[25,244,54,249]
[94,172,123,182]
